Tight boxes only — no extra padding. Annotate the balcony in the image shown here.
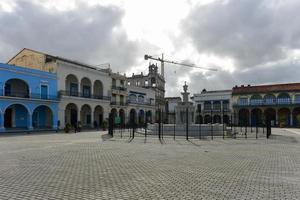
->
[127,99,154,106]
[110,101,127,106]
[0,89,58,101]
[59,90,110,101]
[233,99,300,107]
[112,85,127,91]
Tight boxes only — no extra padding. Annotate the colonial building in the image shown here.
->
[8,48,111,129]
[232,83,300,127]
[126,85,155,125]
[191,89,232,124]
[0,63,58,132]
[126,63,165,120]
[102,70,127,126]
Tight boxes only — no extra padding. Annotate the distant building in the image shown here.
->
[232,83,300,127]
[126,63,165,121]
[127,85,156,125]
[0,63,58,132]
[191,89,232,124]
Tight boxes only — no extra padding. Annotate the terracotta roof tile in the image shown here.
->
[232,83,300,94]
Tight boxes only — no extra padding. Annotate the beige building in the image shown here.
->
[127,63,165,121]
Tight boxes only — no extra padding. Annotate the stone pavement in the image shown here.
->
[0,129,299,199]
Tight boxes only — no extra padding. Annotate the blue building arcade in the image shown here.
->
[0,63,58,132]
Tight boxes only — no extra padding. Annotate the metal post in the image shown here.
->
[173,113,176,140]
[186,108,189,140]
[256,123,258,139]
[211,109,213,140]
[222,108,225,139]
[158,109,161,140]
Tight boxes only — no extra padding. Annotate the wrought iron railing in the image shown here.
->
[59,90,111,101]
[234,99,300,106]
[0,90,58,101]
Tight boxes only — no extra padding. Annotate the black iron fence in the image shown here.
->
[108,109,272,141]
[0,90,59,101]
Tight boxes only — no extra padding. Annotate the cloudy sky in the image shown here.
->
[1,0,300,97]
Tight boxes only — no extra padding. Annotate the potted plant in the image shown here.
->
[64,123,71,133]
[102,120,108,131]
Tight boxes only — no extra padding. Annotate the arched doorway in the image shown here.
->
[196,115,203,124]
[204,115,211,124]
[65,74,78,96]
[81,104,92,127]
[278,108,290,127]
[94,105,103,127]
[292,107,300,127]
[4,104,29,129]
[138,110,145,125]
[65,103,78,127]
[265,108,276,126]
[213,115,221,123]
[146,110,152,123]
[129,109,137,126]
[223,115,229,124]
[32,105,53,129]
[5,79,29,98]
[119,109,125,126]
[251,108,263,126]
[238,109,249,126]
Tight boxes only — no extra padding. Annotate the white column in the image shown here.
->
[276,109,278,126]
[91,112,94,128]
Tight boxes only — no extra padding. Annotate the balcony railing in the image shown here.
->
[110,101,127,106]
[0,90,58,101]
[234,99,300,107]
[112,85,127,91]
[59,90,111,101]
[127,99,154,106]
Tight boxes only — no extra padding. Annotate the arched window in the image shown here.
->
[238,98,248,106]
[138,95,144,103]
[278,93,291,104]
[264,94,276,105]
[129,94,136,102]
[250,94,263,105]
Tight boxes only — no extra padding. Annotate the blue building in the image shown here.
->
[0,63,58,132]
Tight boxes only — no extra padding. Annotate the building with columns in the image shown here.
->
[0,63,58,132]
[8,48,111,129]
[126,63,165,121]
[126,85,156,125]
[191,89,232,124]
[232,83,300,127]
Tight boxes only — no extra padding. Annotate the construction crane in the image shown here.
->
[144,54,218,77]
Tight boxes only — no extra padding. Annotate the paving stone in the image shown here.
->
[0,129,298,199]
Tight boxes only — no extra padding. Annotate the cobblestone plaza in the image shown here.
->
[0,129,299,199]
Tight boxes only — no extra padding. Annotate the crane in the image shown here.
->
[144,54,218,77]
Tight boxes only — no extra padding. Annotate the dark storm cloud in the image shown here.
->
[182,0,300,68]
[163,0,300,96]
[0,0,146,72]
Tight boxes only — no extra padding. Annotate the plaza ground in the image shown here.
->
[0,129,299,199]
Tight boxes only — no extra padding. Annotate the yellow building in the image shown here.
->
[232,83,300,127]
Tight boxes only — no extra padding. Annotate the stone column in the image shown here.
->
[0,113,4,132]
[28,113,33,130]
[52,112,58,129]
[91,112,95,128]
